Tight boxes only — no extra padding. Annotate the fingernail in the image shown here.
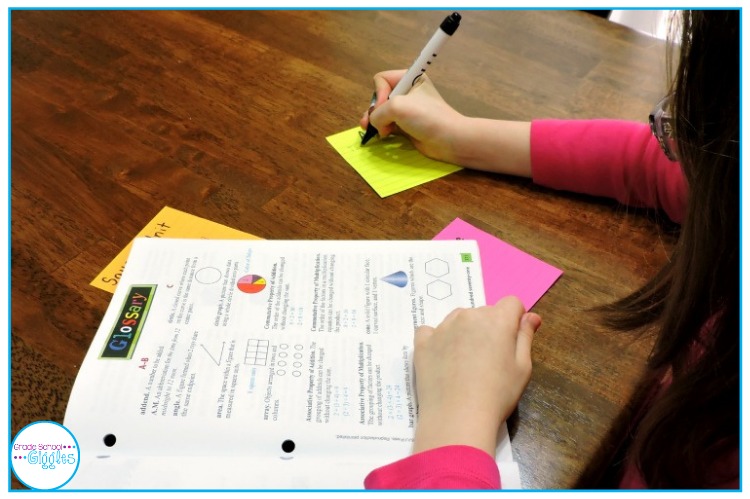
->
[523,313,542,331]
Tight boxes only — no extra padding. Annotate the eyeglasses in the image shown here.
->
[649,95,678,162]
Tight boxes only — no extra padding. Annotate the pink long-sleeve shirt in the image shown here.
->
[364,119,692,490]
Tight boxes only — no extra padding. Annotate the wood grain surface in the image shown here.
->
[11,10,677,489]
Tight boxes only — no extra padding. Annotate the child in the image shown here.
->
[361,10,739,489]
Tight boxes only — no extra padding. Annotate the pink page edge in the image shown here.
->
[433,218,562,310]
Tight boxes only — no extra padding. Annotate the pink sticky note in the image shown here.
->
[434,218,562,309]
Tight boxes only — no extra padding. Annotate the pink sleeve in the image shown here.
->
[530,119,688,223]
[364,445,500,489]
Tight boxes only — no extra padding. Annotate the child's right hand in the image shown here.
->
[359,69,533,178]
[359,69,467,165]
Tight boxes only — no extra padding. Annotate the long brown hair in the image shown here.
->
[577,10,739,488]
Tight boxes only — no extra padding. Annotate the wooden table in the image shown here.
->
[11,10,677,489]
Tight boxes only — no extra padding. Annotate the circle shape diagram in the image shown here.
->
[195,267,222,284]
[237,274,267,294]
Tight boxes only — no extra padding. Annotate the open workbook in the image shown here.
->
[63,238,521,489]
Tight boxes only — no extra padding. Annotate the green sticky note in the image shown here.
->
[461,252,473,263]
[326,127,462,197]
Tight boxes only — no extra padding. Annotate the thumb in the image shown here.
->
[409,74,439,98]
[515,312,540,364]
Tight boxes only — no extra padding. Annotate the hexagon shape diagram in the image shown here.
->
[425,258,449,277]
[427,280,452,300]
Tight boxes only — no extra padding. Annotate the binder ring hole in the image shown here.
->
[103,434,117,447]
[281,439,295,453]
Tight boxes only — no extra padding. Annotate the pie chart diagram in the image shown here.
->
[237,274,267,294]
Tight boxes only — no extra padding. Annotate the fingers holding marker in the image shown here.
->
[367,102,398,140]
[360,92,377,129]
[359,12,462,145]
[360,70,408,134]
